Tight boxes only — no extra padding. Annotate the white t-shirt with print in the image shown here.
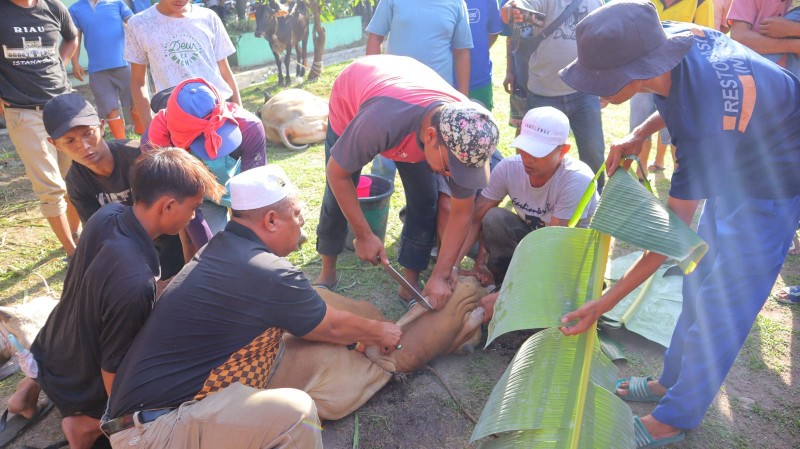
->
[125,5,236,99]
[481,154,598,229]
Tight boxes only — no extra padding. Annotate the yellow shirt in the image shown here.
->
[651,0,715,27]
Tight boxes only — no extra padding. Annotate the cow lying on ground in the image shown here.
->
[265,277,486,420]
[254,0,310,86]
[0,296,58,364]
[259,88,328,150]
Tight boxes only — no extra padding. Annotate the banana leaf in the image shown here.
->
[485,227,610,346]
[470,329,634,449]
[589,170,707,274]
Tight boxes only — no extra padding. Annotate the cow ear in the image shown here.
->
[274,10,289,17]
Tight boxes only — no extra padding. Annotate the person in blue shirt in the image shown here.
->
[129,0,152,13]
[69,0,143,138]
[465,0,504,110]
[365,0,474,185]
[559,1,800,448]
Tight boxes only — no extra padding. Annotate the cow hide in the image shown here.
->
[259,89,328,151]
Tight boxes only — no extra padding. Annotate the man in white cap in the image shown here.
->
[458,107,597,322]
[558,1,800,447]
[103,165,402,449]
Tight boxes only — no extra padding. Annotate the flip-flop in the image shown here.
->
[312,278,340,292]
[633,415,685,448]
[615,376,664,402]
[648,164,666,172]
[772,286,800,305]
[0,397,55,446]
[0,358,20,381]
[396,295,417,312]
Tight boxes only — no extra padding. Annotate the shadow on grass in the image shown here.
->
[0,249,66,305]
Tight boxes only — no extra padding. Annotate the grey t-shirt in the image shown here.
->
[481,155,597,228]
[519,0,601,96]
[0,0,76,106]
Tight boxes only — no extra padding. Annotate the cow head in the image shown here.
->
[254,0,288,38]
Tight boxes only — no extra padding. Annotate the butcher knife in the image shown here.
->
[380,261,434,310]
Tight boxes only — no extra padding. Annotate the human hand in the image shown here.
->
[421,274,453,310]
[500,0,520,24]
[503,72,514,94]
[459,262,494,286]
[378,322,403,354]
[605,132,645,177]
[479,291,499,324]
[760,17,800,38]
[353,232,387,266]
[559,299,606,336]
[72,63,84,81]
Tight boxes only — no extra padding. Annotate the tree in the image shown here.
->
[306,0,375,80]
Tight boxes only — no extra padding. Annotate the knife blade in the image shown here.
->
[380,261,434,310]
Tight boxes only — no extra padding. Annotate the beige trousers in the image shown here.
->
[4,107,71,217]
[109,383,323,449]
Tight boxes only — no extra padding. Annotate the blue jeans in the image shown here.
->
[526,91,605,191]
[316,125,437,271]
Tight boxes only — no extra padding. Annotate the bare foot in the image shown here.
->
[616,378,667,398]
[639,414,682,440]
[8,377,41,419]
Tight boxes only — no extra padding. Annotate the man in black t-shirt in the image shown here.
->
[0,0,81,257]
[46,93,185,279]
[104,166,402,449]
[6,148,225,449]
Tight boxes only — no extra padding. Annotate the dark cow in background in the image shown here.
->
[254,0,310,86]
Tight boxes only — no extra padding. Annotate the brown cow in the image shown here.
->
[265,277,486,420]
[254,0,309,87]
[259,88,328,150]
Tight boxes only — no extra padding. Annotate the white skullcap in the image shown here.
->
[229,165,296,211]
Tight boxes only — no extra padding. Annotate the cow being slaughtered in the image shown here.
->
[265,277,487,420]
[254,0,310,86]
[259,88,328,150]
[0,296,58,365]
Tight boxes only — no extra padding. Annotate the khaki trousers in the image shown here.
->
[4,107,71,217]
[109,383,323,449]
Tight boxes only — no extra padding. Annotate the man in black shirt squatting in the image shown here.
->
[6,146,224,449]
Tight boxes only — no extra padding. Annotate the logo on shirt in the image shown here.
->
[468,8,480,23]
[2,37,57,66]
[98,189,132,206]
[694,27,756,133]
[162,34,203,67]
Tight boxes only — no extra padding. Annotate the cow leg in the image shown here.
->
[283,47,292,86]
[272,51,284,86]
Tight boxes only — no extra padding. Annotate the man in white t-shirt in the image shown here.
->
[125,0,241,130]
[459,106,598,320]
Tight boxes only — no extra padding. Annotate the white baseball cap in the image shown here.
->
[511,107,570,157]
[230,165,296,211]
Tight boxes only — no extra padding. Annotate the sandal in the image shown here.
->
[772,285,800,305]
[615,376,664,402]
[633,416,685,448]
[648,164,666,172]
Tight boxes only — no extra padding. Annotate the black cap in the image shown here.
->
[43,93,100,139]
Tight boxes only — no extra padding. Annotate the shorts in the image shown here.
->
[509,92,527,129]
[468,83,494,111]
[89,66,133,117]
[629,93,670,145]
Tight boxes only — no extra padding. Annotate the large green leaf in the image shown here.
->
[470,329,634,449]
[589,170,707,274]
[485,227,610,346]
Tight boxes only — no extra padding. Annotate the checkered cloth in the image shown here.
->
[194,327,285,401]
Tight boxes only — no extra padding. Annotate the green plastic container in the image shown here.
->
[345,174,394,251]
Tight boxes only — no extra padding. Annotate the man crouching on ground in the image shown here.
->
[6,148,224,449]
[102,165,401,449]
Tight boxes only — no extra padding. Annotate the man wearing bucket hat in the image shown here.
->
[104,165,401,449]
[315,55,499,310]
[458,107,597,321]
[558,1,800,447]
[145,77,267,243]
